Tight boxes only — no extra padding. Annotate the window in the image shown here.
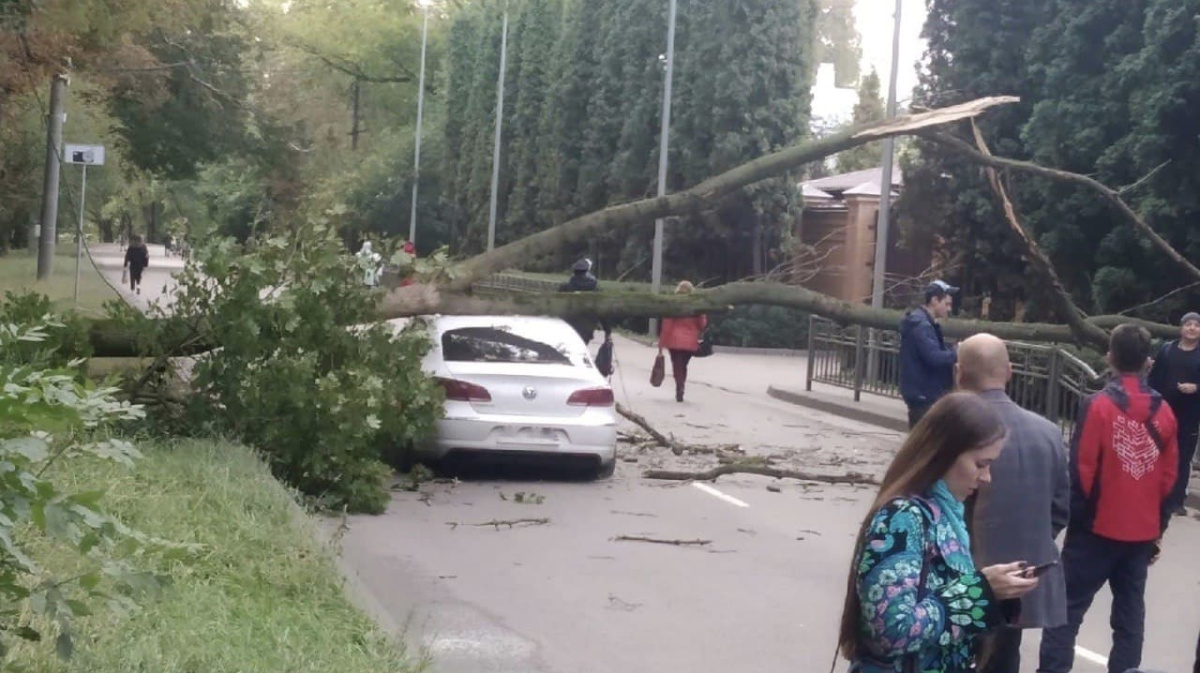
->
[442,327,572,365]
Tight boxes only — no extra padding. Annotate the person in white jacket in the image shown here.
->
[357,241,382,287]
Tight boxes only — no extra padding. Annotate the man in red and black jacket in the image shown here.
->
[1038,324,1179,673]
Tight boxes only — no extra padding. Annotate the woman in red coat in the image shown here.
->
[658,281,707,402]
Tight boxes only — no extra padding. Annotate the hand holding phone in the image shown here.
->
[1022,560,1058,578]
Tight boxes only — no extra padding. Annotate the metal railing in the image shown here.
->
[805,316,1104,437]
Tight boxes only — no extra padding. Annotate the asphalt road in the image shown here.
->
[330,337,1200,673]
[87,250,1200,673]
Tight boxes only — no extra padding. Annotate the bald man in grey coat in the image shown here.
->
[957,334,1071,673]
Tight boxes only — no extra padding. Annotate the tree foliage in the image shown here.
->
[441,0,817,283]
[0,297,188,662]
[835,68,885,172]
[142,220,443,513]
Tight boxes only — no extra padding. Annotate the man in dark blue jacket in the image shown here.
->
[899,280,959,428]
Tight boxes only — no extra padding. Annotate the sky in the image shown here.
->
[812,0,928,124]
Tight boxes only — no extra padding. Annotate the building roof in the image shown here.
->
[802,166,902,195]
[802,184,835,200]
[843,179,901,198]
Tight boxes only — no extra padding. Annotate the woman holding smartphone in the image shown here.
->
[835,392,1040,673]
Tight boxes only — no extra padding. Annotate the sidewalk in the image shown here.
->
[88,242,185,313]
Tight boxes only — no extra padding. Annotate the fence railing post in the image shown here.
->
[806,315,816,392]
[1046,348,1062,423]
[853,324,865,402]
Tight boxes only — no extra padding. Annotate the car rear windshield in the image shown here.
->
[442,326,573,365]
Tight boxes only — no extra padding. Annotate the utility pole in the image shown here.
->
[870,0,903,310]
[867,0,903,384]
[74,164,87,306]
[409,0,431,245]
[649,0,678,337]
[37,74,67,280]
[486,0,510,252]
[351,78,361,150]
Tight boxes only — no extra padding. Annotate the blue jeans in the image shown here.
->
[1038,528,1155,673]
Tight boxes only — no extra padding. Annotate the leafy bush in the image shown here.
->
[707,305,811,350]
[0,314,182,662]
[0,291,93,366]
[159,221,442,513]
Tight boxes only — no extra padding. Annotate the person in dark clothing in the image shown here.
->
[1038,324,1179,673]
[1147,311,1200,515]
[123,234,149,296]
[558,259,611,345]
[899,280,959,428]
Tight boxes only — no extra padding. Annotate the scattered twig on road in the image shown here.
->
[612,535,712,546]
[615,403,743,456]
[446,518,550,531]
[610,510,658,518]
[642,463,880,486]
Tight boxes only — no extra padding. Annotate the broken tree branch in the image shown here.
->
[613,536,712,546]
[446,97,1020,291]
[643,463,880,486]
[446,518,550,530]
[970,122,1110,350]
[616,403,683,454]
[923,130,1200,285]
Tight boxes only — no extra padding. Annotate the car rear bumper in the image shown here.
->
[422,414,617,463]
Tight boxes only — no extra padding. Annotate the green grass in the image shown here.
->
[0,249,119,317]
[14,438,419,673]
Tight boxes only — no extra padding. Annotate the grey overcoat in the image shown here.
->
[970,389,1070,629]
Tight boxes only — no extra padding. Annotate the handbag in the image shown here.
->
[121,267,128,285]
[650,352,665,387]
[594,339,614,378]
[695,329,714,358]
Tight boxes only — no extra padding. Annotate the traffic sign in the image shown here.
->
[64,144,105,166]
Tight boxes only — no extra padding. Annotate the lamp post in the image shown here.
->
[648,0,678,337]
[486,0,509,251]
[870,0,903,309]
[409,0,431,245]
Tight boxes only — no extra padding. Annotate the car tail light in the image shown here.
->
[567,387,614,407]
[436,377,492,402]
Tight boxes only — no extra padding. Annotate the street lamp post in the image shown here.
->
[486,0,509,251]
[649,0,678,337]
[409,0,431,245]
[871,0,903,309]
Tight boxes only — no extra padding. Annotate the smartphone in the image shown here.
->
[1023,560,1058,578]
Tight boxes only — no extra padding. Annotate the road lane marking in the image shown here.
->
[1075,646,1107,667]
[692,482,750,508]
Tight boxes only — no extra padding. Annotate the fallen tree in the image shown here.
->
[643,463,880,486]
[76,95,1194,357]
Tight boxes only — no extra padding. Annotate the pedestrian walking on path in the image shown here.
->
[1038,324,1179,673]
[899,280,959,428]
[956,334,1070,673]
[658,281,706,403]
[123,234,149,295]
[1147,311,1200,515]
[837,392,1038,673]
[558,258,610,346]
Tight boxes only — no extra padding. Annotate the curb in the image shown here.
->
[766,385,909,433]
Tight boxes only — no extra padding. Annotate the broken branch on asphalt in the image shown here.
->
[613,535,712,547]
[446,518,550,530]
[615,403,744,456]
[643,463,880,486]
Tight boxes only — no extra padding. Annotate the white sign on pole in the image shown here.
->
[64,144,105,166]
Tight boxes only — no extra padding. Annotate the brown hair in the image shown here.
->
[836,392,1006,662]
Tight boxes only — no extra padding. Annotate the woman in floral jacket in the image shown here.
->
[836,392,1040,673]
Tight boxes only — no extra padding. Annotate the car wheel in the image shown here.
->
[593,457,616,480]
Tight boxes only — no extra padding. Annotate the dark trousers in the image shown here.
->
[668,349,693,395]
[907,404,931,429]
[129,266,144,290]
[1038,529,1155,673]
[1168,421,1199,511]
[980,627,1022,673]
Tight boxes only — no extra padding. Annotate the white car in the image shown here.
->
[394,315,618,479]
